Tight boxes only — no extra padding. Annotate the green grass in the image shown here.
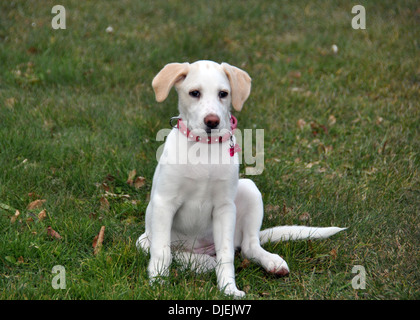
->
[0,0,419,300]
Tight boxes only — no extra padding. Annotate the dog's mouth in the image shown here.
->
[205,127,218,135]
[174,115,236,145]
[174,115,232,137]
[192,126,231,140]
[191,122,229,135]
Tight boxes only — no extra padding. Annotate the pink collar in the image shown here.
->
[174,115,238,144]
[171,114,241,157]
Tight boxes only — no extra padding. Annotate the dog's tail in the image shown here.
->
[259,226,346,245]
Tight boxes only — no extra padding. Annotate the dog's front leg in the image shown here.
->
[212,202,245,298]
[147,198,176,283]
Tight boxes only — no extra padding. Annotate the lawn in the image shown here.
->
[0,0,418,300]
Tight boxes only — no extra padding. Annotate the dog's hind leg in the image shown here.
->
[235,179,289,275]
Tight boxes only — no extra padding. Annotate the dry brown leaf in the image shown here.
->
[47,226,62,240]
[104,191,130,199]
[10,210,21,223]
[288,70,302,79]
[265,204,280,213]
[127,169,137,186]
[101,182,110,192]
[134,176,146,189]
[28,192,40,198]
[5,97,17,109]
[305,161,320,169]
[93,226,106,255]
[38,209,47,221]
[240,258,251,269]
[99,196,109,211]
[330,248,338,260]
[299,212,311,222]
[27,199,46,210]
[328,115,336,126]
[89,212,98,220]
[297,119,306,130]
[92,236,98,248]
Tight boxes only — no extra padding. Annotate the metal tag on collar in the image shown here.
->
[169,116,180,128]
[229,134,235,157]
[229,134,241,157]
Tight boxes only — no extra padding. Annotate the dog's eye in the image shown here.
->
[219,91,228,99]
[189,90,200,98]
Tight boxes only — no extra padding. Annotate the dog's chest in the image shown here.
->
[172,173,232,228]
[172,198,213,236]
[158,129,238,235]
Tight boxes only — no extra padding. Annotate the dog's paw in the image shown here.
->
[148,266,170,287]
[263,254,289,276]
[223,285,246,299]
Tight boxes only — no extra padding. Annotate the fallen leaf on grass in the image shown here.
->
[10,210,21,224]
[310,121,328,136]
[305,161,320,169]
[5,97,17,109]
[27,199,46,210]
[290,87,304,92]
[240,258,251,269]
[126,169,137,186]
[299,212,311,222]
[297,119,306,130]
[101,182,110,192]
[89,212,98,220]
[328,115,336,126]
[93,226,106,255]
[330,248,338,260]
[47,226,62,240]
[127,170,146,189]
[317,144,333,155]
[28,192,41,199]
[27,46,38,54]
[288,70,302,79]
[38,209,47,221]
[134,176,146,189]
[104,191,130,199]
[100,196,110,211]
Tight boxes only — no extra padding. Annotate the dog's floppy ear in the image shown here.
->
[152,63,190,102]
[221,62,252,111]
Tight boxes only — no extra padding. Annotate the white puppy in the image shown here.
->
[137,60,345,298]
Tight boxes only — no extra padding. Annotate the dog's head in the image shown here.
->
[151,60,251,133]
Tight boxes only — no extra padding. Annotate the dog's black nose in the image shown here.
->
[204,114,220,129]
